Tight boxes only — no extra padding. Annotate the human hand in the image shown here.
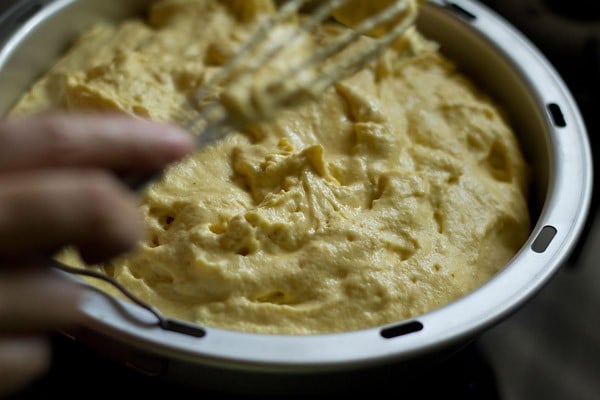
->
[0,112,193,398]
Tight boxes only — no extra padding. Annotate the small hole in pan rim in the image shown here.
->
[380,321,424,339]
[443,1,477,21]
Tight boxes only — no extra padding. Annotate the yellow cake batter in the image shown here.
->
[11,0,530,334]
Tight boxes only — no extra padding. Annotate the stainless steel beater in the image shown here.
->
[184,0,419,149]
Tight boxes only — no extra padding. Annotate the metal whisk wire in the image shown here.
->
[184,0,418,139]
[266,0,417,103]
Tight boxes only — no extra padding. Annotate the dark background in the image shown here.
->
[1,1,599,399]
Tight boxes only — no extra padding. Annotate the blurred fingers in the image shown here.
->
[0,169,144,263]
[0,112,193,173]
[0,268,82,333]
[0,337,51,399]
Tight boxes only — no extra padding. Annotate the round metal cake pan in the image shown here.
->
[0,0,593,394]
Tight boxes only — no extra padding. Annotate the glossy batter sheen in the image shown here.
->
[11,0,531,334]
